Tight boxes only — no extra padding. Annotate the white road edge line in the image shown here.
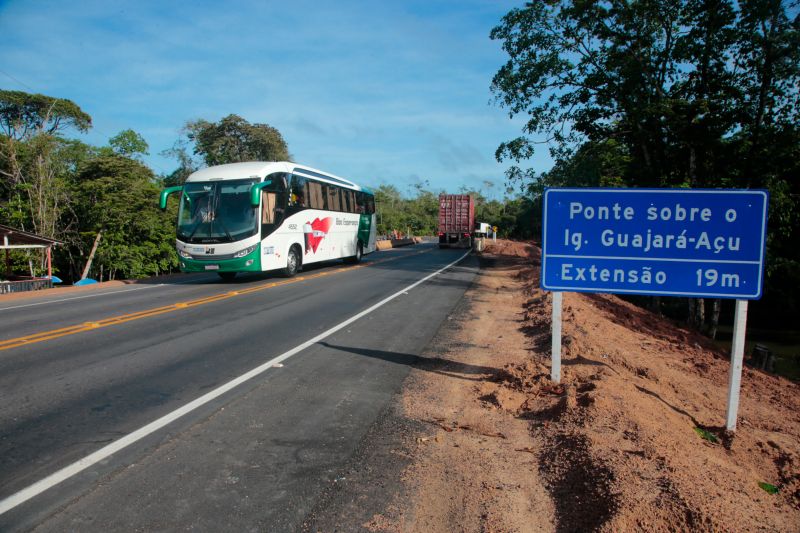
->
[0,250,471,516]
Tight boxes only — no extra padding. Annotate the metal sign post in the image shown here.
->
[551,291,562,383]
[726,300,748,431]
[541,188,768,430]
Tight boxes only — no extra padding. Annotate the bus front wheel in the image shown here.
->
[283,246,300,277]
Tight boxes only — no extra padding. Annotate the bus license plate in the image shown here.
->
[205,265,219,270]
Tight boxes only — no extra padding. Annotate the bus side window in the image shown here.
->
[262,191,276,224]
[343,190,353,213]
[355,192,365,214]
[328,185,341,211]
[290,174,307,208]
[261,173,287,233]
[321,184,330,210]
[307,181,326,210]
[366,195,375,214]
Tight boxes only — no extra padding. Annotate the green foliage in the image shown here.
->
[758,481,779,494]
[459,186,537,239]
[374,184,404,234]
[491,0,799,188]
[1,90,93,246]
[693,427,719,444]
[0,89,91,140]
[186,114,290,166]
[0,87,539,287]
[491,0,800,326]
[1,133,98,279]
[1,133,79,240]
[159,138,199,187]
[109,129,149,158]
[3,102,296,282]
[506,196,538,240]
[372,184,441,236]
[72,154,178,280]
[372,182,536,240]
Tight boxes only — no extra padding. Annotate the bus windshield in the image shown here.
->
[177,179,258,243]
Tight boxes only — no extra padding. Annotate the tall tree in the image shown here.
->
[491,0,798,187]
[374,184,405,235]
[73,154,177,280]
[0,90,92,240]
[159,138,199,186]
[185,114,290,166]
[0,90,91,140]
[491,0,800,328]
[109,129,149,159]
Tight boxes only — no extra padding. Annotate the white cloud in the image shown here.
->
[0,0,544,192]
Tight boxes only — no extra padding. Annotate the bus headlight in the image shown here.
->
[179,249,191,259]
[233,244,258,258]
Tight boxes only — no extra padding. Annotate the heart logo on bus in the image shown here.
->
[304,217,333,254]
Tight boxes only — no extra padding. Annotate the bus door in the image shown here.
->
[261,174,288,239]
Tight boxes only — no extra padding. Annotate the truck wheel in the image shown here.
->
[283,246,300,277]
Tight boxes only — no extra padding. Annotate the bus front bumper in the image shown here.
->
[179,248,262,273]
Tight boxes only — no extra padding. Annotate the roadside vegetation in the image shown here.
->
[372,183,536,240]
[0,94,535,283]
[488,0,799,355]
[1,0,797,374]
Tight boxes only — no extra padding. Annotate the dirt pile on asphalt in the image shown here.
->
[368,240,800,532]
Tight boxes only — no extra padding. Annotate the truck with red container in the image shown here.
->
[438,194,475,248]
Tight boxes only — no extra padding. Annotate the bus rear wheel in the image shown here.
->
[218,272,237,281]
[345,241,363,264]
[283,246,300,277]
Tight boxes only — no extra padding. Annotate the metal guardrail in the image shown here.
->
[0,278,53,294]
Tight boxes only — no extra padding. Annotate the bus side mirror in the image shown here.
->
[159,186,183,210]
[249,180,272,207]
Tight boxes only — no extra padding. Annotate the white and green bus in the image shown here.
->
[160,162,376,280]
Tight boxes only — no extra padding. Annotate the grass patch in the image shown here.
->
[758,481,779,494]
[693,427,719,444]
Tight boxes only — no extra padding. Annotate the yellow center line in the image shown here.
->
[0,248,432,352]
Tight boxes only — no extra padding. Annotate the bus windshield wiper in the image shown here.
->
[186,220,203,241]
[214,219,234,242]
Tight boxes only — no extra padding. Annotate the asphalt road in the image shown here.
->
[0,243,478,531]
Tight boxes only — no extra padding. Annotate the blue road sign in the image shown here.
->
[541,188,769,299]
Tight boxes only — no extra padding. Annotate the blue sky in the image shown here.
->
[0,0,549,197]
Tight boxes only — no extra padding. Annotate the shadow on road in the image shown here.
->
[319,341,497,382]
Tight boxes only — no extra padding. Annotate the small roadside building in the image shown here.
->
[1,224,62,294]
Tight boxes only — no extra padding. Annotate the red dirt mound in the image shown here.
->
[368,240,799,532]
